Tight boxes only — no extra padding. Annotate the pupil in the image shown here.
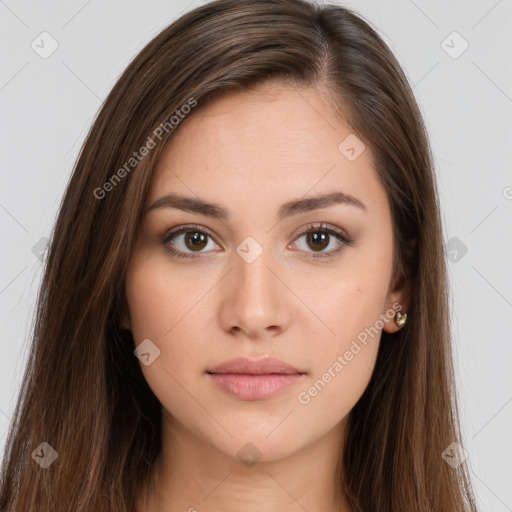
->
[309,232,328,251]
[186,232,207,250]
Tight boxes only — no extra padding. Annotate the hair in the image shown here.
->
[0,0,478,510]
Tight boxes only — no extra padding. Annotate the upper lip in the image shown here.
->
[207,357,304,375]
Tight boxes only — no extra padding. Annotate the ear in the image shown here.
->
[382,264,409,334]
[383,237,415,334]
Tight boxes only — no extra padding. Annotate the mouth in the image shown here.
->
[206,356,306,400]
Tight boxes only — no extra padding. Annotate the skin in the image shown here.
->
[122,82,407,512]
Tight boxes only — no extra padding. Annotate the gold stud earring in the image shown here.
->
[395,311,407,328]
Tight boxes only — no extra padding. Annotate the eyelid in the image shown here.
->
[162,222,353,260]
[163,223,219,243]
[291,222,352,244]
[162,223,222,259]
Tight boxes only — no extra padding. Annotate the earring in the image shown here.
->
[395,311,407,328]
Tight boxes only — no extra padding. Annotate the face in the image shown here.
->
[122,83,405,463]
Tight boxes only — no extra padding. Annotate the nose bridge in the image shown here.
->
[235,237,281,309]
[236,242,275,298]
[219,235,290,337]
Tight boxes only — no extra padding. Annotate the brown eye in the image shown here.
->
[305,231,330,252]
[292,223,354,260]
[163,225,220,260]
[163,223,354,261]
[184,231,208,251]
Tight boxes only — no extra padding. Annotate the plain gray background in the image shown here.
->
[1,0,511,509]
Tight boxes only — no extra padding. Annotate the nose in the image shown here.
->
[217,244,291,340]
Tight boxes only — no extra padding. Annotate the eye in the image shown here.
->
[290,222,354,260]
[162,222,354,261]
[162,224,221,260]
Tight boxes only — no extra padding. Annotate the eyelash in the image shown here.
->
[162,222,354,261]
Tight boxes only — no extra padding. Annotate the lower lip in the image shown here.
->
[207,373,303,400]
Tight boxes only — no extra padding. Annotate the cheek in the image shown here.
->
[294,255,390,361]
[124,252,211,419]
[292,250,391,425]
[124,250,208,377]
[294,288,384,434]
[125,249,203,341]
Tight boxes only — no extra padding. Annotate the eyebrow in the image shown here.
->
[146,191,366,221]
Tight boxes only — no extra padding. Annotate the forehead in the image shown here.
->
[147,84,387,218]
[161,83,349,166]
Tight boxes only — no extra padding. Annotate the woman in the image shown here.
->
[0,0,478,510]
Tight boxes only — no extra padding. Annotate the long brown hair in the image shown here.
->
[0,0,478,510]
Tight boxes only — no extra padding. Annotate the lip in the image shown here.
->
[206,357,306,400]
[207,356,304,375]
